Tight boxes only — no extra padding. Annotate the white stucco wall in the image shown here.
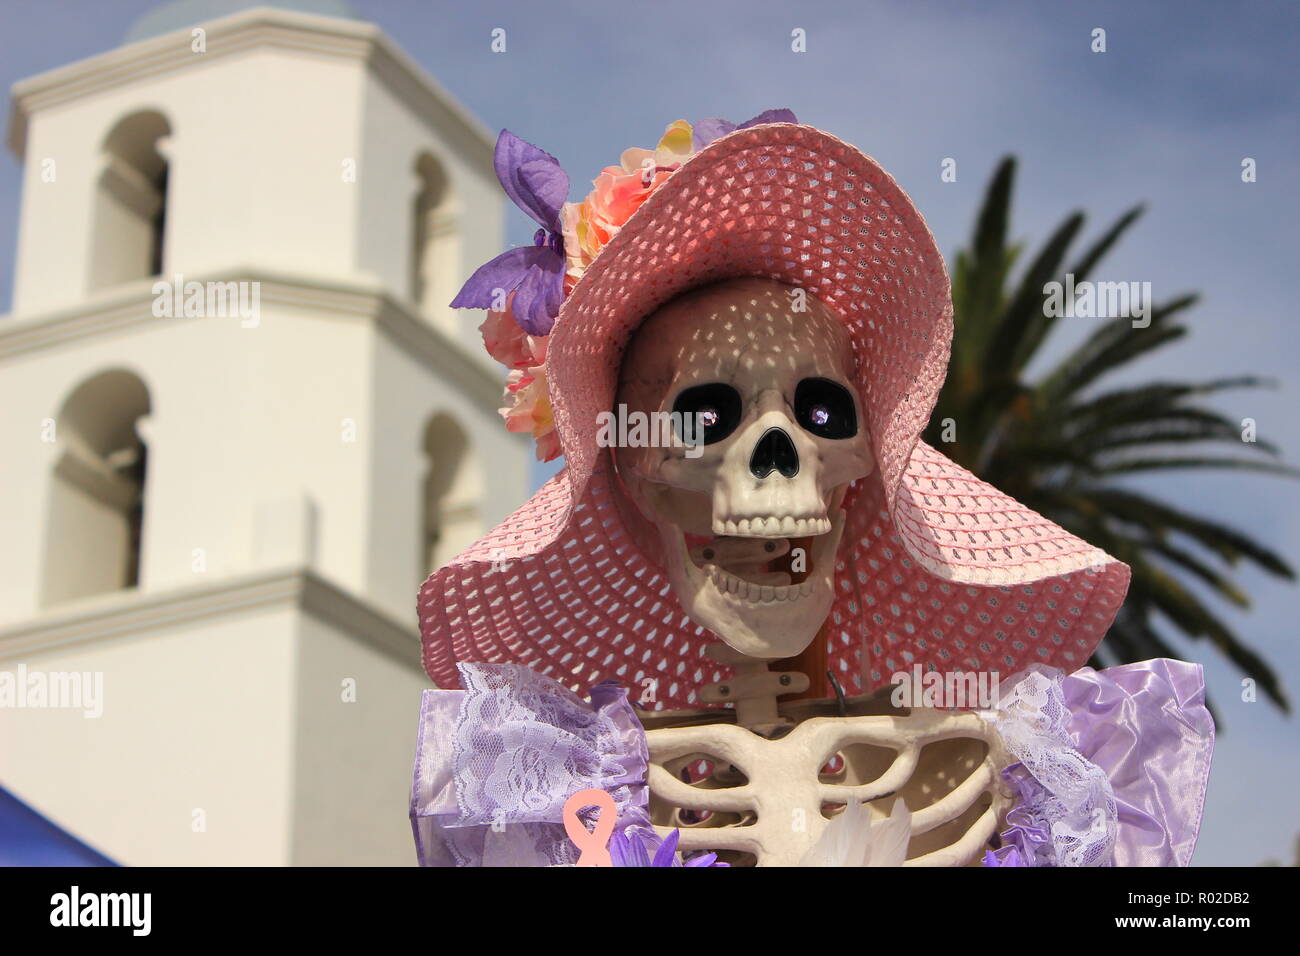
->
[0,597,300,866]
[0,8,529,865]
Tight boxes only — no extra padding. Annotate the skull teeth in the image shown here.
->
[713,515,832,537]
[705,564,815,604]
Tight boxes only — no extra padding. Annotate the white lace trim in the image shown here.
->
[988,665,1117,866]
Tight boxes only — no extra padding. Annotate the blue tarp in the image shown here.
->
[0,785,118,866]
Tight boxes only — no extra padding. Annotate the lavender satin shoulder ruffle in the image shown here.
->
[987,659,1214,867]
[1061,659,1214,866]
[409,662,650,866]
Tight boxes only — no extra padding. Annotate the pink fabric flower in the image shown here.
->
[562,120,695,289]
[480,296,548,369]
[501,363,560,462]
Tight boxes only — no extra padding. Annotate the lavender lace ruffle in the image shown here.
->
[409,662,650,866]
[984,659,1214,867]
[410,658,1212,867]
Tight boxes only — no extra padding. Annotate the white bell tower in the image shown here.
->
[0,2,530,864]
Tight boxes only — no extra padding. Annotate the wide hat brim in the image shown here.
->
[419,124,1130,707]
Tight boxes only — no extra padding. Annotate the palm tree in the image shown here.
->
[925,157,1296,713]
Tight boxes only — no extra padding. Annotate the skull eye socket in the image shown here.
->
[672,382,742,446]
[795,377,857,439]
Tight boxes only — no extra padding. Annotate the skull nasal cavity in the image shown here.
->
[750,427,800,479]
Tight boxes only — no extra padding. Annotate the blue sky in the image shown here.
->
[0,0,1296,865]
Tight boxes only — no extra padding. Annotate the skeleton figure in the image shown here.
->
[614,277,1011,866]
[415,119,1210,870]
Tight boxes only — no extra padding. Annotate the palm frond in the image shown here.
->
[988,210,1085,374]
[1039,300,1195,403]
[1095,456,1300,479]
[1062,487,1295,578]
[935,157,1298,713]
[1069,408,1282,456]
[1010,205,1145,374]
[1145,539,1251,607]
[1058,376,1273,424]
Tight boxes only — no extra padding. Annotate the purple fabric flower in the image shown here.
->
[449,130,569,336]
[609,827,725,867]
[692,108,799,151]
[982,846,1027,867]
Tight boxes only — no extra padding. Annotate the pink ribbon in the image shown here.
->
[563,789,616,867]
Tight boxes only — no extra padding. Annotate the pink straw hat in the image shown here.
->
[420,121,1130,708]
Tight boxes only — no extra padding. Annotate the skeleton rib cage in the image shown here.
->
[644,710,1014,867]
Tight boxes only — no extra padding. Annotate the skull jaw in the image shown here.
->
[655,507,846,660]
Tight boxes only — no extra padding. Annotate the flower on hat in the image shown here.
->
[501,360,562,463]
[450,131,569,337]
[453,110,798,462]
[479,297,544,371]
[479,294,559,460]
[561,119,697,290]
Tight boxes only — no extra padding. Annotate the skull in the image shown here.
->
[615,277,874,660]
